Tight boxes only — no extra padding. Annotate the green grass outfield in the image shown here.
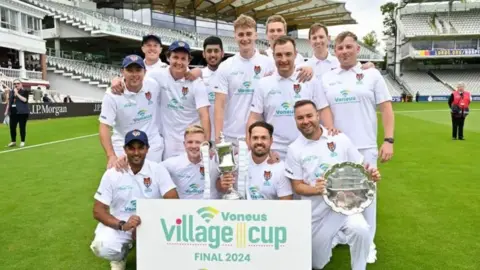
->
[0,102,479,270]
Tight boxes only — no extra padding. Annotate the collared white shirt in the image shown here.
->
[250,70,329,153]
[284,127,363,224]
[99,78,162,152]
[202,66,217,141]
[321,62,392,149]
[210,50,275,139]
[266,47,306,67]
[145,59,168,72]
[94,159,176,222]
[305,53,340,80]
[162,153,220,199]
[151,68,210,155]
[246,153,293,200]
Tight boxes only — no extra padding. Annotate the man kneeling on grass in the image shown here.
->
[90,129,179,270]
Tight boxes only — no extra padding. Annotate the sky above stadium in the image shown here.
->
[298,0,390,52]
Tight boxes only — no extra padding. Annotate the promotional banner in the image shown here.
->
[414,49,480,57]
[0,103,101,122]
[136,200,312,270]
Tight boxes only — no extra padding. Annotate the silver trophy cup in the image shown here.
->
[216,132,243,200]
[322,162,376,216]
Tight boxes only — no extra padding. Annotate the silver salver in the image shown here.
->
[322,162,376,216]
[215,132,243,200]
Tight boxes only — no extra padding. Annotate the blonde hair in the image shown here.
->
[266,15,287,32]
[233,14,257,31]
[184,124,205,138]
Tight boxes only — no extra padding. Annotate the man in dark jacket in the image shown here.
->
[4,79,30,147]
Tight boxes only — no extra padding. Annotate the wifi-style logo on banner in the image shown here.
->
[197,207,219,223]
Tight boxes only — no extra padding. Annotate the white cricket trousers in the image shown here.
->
[313,212,371,270]
[359,147,378,246]
[90,224,132,262]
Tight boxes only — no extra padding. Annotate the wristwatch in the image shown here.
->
[384,138,394,144]
[118,220,126,231]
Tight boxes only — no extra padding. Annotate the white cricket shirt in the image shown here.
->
[152,68,210,156]
[250,71,329,154]
[246,154,293,200]
[93,159,176,222]
[284,127,364,224]
[321,62,392,149]
[305,53,340,80]
[211,51,275,139]
[145,59,168,72]
[99,78,162,153]
[202,66,217,141]
[162,153,220,199]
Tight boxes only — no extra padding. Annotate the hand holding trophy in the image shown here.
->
[322,162,378,216]
[215,132,243,200]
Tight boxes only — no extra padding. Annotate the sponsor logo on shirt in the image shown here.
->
[334,90,359,104]
[186,183,204,195]
[267,89,281,95]
[167,98,185,110]
[124,200,136,212]
[302,155,318,164]
[249,186,266,200]
[314,163,330,178]
[236,81,254,95]
[118,185,133,191]
[124,102,135,108]
[132,109,153,123]
[275,102,294,116]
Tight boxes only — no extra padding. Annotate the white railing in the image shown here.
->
[26,70,42,79]
[0,67,21,78]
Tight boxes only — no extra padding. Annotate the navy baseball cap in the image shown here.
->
[168,40,191,53]
[121,54,145,69]
[124,129,149,147]
[142,34,162,46]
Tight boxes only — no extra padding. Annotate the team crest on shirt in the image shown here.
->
[143,177,152,192]
[263,171,272,186]
[181,86,189,100]
[253,65,261,79]
[199,166,205,177]
[327,141,338,157]
[356,73,364,85]
[145,91,153,105]
[293,84,301,98]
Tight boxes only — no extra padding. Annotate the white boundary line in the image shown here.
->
[0,133,98,154]
[395,109,480,113]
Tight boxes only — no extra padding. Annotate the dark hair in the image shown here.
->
[308,23,329,39]
[294,100,317,111]
[273,35,296,51]
[248,121,274,138]
[203,36,223,51]
[335,31,358,44]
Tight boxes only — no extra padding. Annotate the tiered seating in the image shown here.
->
[47,56,119,88]
[401,71,451,95]
[383,75,403,96]
[433,70,480,94]
[400,14,437,37]
[436,11,480,35]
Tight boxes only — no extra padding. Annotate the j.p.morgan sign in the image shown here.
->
[0,103,101,121]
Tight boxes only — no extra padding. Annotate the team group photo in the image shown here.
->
[0,0,478,270]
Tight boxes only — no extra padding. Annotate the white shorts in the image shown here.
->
[358,147,378,169]
[90,223,133,262]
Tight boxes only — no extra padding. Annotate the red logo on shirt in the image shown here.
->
[293,84,301,94]
[182,87,189,97]
[145,91,151,101]
[143,177,152,188]
[264,171,272,181]
[327,141,336,152]
[199,166,205,176]
[356,73,364,82]
[254,65,261,75]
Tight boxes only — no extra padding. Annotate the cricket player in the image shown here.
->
[321,31,394,262]
[162,125,220,199]
[141,34,168,71]
[247,35,334,160]
[211,14,275,145]
[201,36,224,142]
[99,54,164,168]
[155,40,211,159]
[90,129,178,270]
[218,121,293,200]
[284,100,381,270]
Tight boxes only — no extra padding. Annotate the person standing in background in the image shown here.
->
[448,82,471,140]
[4,79,30,147]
